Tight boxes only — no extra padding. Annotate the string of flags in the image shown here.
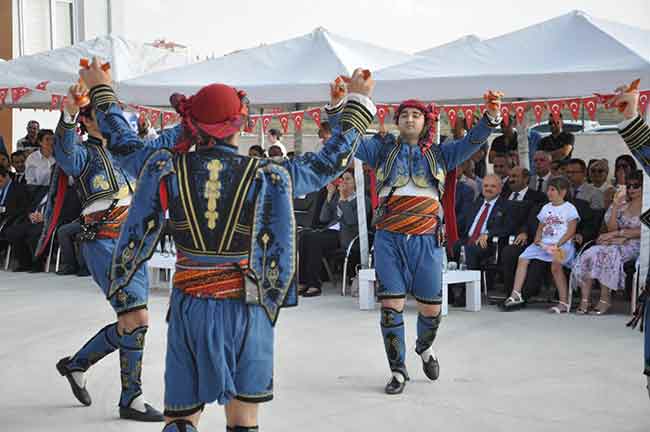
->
[1,80,649,133]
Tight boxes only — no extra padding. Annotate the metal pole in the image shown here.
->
[354,158,369,268]
[294,103,303,155]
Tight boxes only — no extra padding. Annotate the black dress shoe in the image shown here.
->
[56,265,78,276]
[56,357,92,406]
[77,268,91,277]
[119,403,164,422]
[422,355,440,381]
[384,376,406,395]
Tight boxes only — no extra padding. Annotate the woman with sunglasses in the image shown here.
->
[572,170,643,315]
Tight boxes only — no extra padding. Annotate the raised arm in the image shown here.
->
[610,83,650,176]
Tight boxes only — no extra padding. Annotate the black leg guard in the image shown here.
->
[227,427,259,431]
[380,307,408,379]
[163,419,198,431]
[415,313,442,381]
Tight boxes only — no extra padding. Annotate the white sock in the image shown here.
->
[419,346,437,362]
[392,371,405,383]
[129,394,147,413]
[70,371,86,388]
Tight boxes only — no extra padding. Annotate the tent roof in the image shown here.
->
[0,35,189,107]
[374,10,650,102]
[415,35,482,57]
[118,27,414,106]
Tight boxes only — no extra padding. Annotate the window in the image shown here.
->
[55,0,74,48]
[83,0,110,39]
[20,0,51,55]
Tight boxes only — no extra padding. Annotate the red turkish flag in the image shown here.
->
[639,90,650,115]
[11,87,30,103]
[392,104,401,115]
[582,97,598,121]
[291,111,304,131]
[50,94,63,111]
[244,116,259,133]
[594,92,615,109]
[531,102,545,123]
[499,104,511,127]
[463,106,476,129]
[261,115,273,132]
[278,113,290,134]
[149,109,161,125]
[566,99,582,120]
[35,80,50,91]
[0,88,8,105]
[162,111,175,128]
[511,102,527,126]
[376,104,390,126]
[444,106,459,129]
[306,108,321,127]
[546,100,564,122]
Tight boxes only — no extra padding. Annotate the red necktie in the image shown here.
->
[469,202,490,243]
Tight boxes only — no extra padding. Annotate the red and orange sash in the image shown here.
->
[375,196,440,235]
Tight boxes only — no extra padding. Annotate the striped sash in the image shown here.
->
[375,196,440,235]
[82,205,128,240]
[173,257,246,299]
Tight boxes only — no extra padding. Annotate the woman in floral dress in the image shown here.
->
[573,170,643,315]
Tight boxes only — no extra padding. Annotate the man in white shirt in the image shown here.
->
[529,150,552,192]
[24,129,55,185]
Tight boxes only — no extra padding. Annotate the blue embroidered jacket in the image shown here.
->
[326,102,497,195]
[88,85,376,324]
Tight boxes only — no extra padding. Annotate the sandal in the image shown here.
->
[302,286,322,297]
[549,301,570,314]
[502,290,525,310]
[576,298,591,315]
[593,300,611,315]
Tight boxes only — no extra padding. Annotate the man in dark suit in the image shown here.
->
[0,166,31,253]
[10,151,27,185]
[452,174,512,305]
[502,166,547,204]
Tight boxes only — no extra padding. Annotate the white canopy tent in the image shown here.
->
[374,10,650,102]
[0,35,190,108]
[415,34,482,58]
[118,27,414,106]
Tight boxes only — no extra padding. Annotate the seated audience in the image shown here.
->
[248,145,265,158]
[4,186,49,271]
[25,129,55,186]
[489,116,517,163]
[503,166,547,203]
[54,188,85,276]
[538,113,575,161]
[16,120,40,152]
[503,176,579,313]
[10,151,27,184]
[613,154,637,189]
[452,174,512,306]
[492,153,512,195]
[565,158,605,210]
[529,151,552,192]
[459,159,481,200]
[588,159,615,208]
[298,170,369,297]
[0,150,9,170]
[572,170,643,315]
[0,166,30,251]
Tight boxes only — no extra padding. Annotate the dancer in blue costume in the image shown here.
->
[610,83,650,400]
[37,83,181,421]
[79,59,377,431]
[327,85,503,394]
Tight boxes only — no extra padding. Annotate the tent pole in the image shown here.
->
[294,103,303,155]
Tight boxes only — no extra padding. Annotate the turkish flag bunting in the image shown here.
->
[278,113,290,134]
[531,102,545,123]
[566,99,582,120]
[261,115,273,132]
[512,102,528,126]
[444,106,459,129]
[291,111,304,131]
[0,88,8,105]
[499,104,511,127]
[392,104,401,116]
[376,104,390,126]
[306,108,321,126]
[162,111,175,128]
[639,90,650,115]
[244,116,259,133]
[594,93,615,109]
[582,97,598,121]
[35,81,50,91]
[50,94,63,111]
[463,106,476,129]
[11,87,30,103]
[149,109,161,125]
[546,100,564,122]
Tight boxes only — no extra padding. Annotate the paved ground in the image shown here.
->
[1,271,648,431]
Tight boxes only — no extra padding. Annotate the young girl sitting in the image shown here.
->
[503,176,580,313]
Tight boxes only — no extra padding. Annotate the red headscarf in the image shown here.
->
[395,98,458,253]
[170,83,249,152]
